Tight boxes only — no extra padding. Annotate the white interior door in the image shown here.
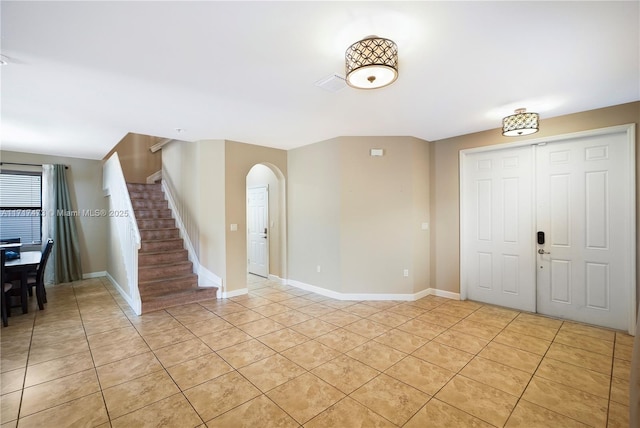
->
[461,146,536,311]
[536,131,633,330]
[247,186,269,278]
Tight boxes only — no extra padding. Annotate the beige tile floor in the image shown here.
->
[0,275,633,427]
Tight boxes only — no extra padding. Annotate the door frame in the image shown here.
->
[460,124,636,334]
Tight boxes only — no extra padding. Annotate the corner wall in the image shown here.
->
[103,132,162,184]
[287,136,431,296]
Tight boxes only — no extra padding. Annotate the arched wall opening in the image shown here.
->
[245,162,287,281]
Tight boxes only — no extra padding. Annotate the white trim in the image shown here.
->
[221,288,248,299]
[198,264,222,288]
[82,271,106,279]
[149,138,174,153]
[105,272,141,315]
[268,274,285,284]
[161,179,224,290]
[146,170,162,184]
[459,148,468,302]
[431,288,461,300]
[286,279,458,302]
[626,124,636,336]
[459,123,636,335]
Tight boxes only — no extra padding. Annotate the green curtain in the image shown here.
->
[54,164,82,283]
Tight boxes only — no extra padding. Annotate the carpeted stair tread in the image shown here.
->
[139,274,199,298]
[127,182,217,313]
[141,287,218,313]
[138,249,189,266]
[140,238,184,253]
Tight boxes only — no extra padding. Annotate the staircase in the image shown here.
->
[127,183,217,313]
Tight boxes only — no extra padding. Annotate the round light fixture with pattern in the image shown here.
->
[345,36,398,89]
[502,108,540,136]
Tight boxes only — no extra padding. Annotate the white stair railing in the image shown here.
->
[103,152,142,315]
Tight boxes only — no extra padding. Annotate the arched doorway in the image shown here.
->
[246,163,287,281]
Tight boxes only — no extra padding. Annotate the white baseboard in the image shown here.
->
[413,287,433,300]
[146,170,162,184]
[198,265,222,288]
[285,279,456,302]
[105,272,142,315]
[267,274,285,284]
[221,287,248,299]
[431,288,461,300]
[82,271,106,279]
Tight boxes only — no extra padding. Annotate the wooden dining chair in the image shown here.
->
[28,239,54,309]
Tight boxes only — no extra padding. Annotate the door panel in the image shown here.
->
[462,146,536,311]
[536,131,631,330]
[247,186,269,277]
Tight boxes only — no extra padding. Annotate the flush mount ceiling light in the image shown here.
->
[345,36,398,89]
[502,108,540,136]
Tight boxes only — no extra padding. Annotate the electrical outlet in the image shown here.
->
[317,265,321,273]
[403,269,409,277]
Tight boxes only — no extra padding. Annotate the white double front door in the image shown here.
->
[461,126,635,331]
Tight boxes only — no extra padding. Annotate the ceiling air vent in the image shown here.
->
[314,73,347,93]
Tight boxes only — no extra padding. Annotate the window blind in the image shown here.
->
[0,172,42,244]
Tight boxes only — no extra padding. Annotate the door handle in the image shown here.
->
[538,249,550,255]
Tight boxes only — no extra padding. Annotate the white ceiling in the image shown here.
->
[2,1,638,160]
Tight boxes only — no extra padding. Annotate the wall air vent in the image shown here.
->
[314,73,347,93]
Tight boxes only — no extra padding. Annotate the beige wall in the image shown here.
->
[411,139,432,293]
[104,132,162,184]
[430,101,640,294]
[288,136,431,295]
[247,164,282,277]
[162,140,226,283]
[105,211,129,295]
[0,150,108,275]
[288,138,343,289]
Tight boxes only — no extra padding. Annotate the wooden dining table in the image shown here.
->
[5,251,42,313]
